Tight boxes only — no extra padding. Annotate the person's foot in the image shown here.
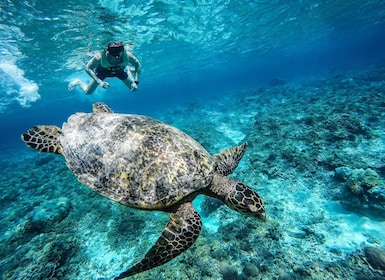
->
[68,79,80,91]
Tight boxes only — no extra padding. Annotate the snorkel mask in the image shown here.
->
[107,42,124,59]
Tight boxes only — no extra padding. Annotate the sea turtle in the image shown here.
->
[21,102,265,279]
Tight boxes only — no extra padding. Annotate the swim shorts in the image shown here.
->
[94,65,128,80]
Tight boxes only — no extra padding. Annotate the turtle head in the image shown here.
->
[208,175,266,221]
[225,181,266,221]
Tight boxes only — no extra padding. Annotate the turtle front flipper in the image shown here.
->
[21,125,63,154]
[213,142,247,176]
[113,202,202,279]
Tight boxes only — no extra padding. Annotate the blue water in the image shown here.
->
[1,1,385,279]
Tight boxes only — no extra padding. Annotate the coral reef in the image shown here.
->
[335,166,385,213]
[1,66,385,279]
[23,197,71,234]
[200,197,223,217]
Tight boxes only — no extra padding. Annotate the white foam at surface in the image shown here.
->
[0,24,40,111]
[0,54,40,111]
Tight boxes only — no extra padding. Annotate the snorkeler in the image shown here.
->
[68,41,141,94]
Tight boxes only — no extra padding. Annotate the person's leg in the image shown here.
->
[68,79,99,94]
[81,79,99,94]
[68,79,82,91]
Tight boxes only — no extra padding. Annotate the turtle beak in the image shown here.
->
[245,203,266,221]
[258,210,266,221]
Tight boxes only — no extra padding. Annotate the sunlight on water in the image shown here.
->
[1,1,385,112]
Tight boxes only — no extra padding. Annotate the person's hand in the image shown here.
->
[99,81,110,89]
[130,81,138,91]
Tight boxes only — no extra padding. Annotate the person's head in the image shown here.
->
[107,42,124,59]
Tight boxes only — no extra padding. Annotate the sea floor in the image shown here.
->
[1,66,385,279]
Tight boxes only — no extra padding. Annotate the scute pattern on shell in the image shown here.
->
[60,112,214,209]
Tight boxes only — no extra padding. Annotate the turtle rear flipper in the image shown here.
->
[21,125,63,154]
[113,202,202,279]
[213,142,247,176]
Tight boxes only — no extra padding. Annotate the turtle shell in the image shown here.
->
[60,112,214,209]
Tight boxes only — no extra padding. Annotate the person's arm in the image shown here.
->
[126,52,141,83]
[85,53,109,88]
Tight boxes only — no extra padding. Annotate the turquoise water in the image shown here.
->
[1,1,385,279]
